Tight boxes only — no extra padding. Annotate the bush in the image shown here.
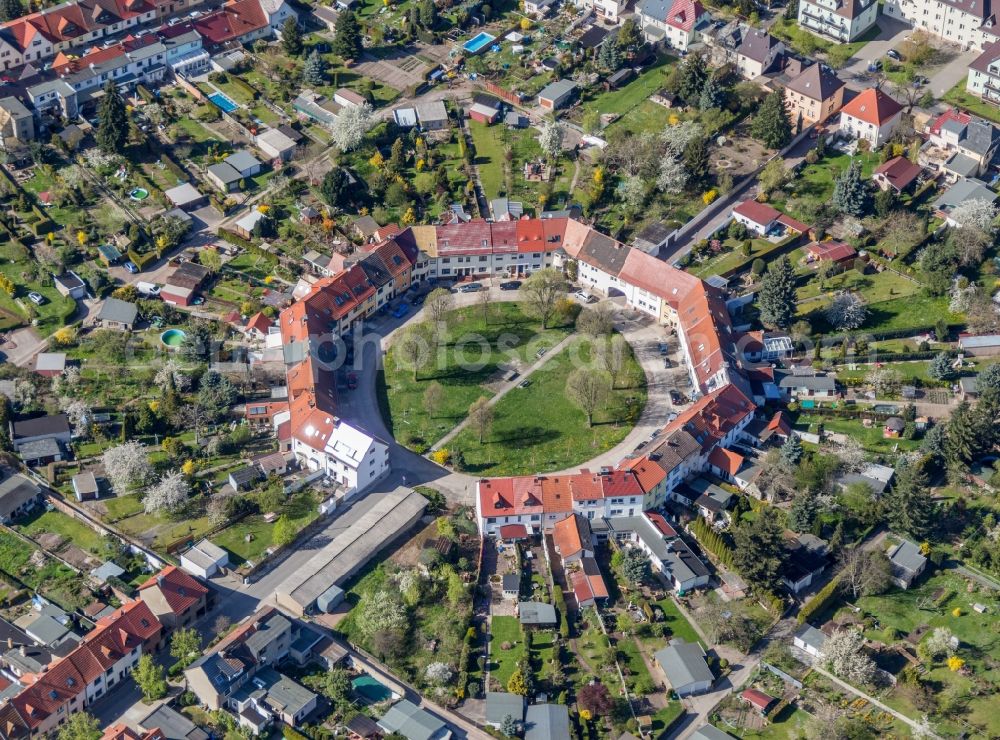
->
[797,573,842,625]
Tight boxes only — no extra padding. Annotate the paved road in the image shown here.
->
[839,19,912,89]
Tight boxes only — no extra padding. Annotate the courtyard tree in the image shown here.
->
[597,37,621,72]
[320,168,352,208]
[538,119,564,161]
[134,654,168,701]
[58,713,101,740]
[0,0,22,22]
[144,471,189,515]
[330,102,376,152]
[758,156,791,196]
[950,198,999,234]
[758,256,796,329]
[780,435,803,467]
[825,629,878,685]
[468,396,495,444]
[698,73,724,110]
[281,17,303,55]
[419,0,437,27]
[103,441,153,494]
[619,547,649,584]
[333,9,362,60]
[676,52,708,101]
[96,81,128,153]
[522,268,567,329]
[395,324,432,381]
[170,627,201,668]
[831,160,868,216]
[566,368,610,427]
[577,682,614,717]
[751,91,792,148]
[273,515,297,546]
[303,49,326,85]
[423,381,445,418]
[731,514,785,593]
[500,715,518,737]
[424,287,455,329]
[825,292,868,330]
[682,136,710,191]
[507,667,529,696]
[840,548,892,600]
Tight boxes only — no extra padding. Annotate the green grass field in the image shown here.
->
[18,509,107,555]
[690,238,780,279]
[655,596,701,644]
[580,54,675,119]
[942,79,1000,124]
[490,615,525,689]
[379,302,573,450]
[448,334,647,475]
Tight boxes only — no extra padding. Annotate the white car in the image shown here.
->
[573,290,597,304]
[27,292,45,305]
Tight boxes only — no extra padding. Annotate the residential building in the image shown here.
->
[11,414,71,466]
[230,667,317,732]
[138,704,210,740]
[804,239,857,264]
[872,156,923,192]
[606,513,710,592]
[730,200,808,237]
[552,513,594,562]
[932,177,997,227]
[179,539,229,579]
[524,704,569,740]
[691,727,736,740]
[924,109,1000,177]
[537,79,578,110]
[887,539,927,588]
[0,472,41,523]
[784,62,845,125]
[882,0,991,50]
[6,601,162,737]
[138,565,210,631]
[777,369,838,399]
[735,29,784,79]
[838,88,903,147]
[517,601,557,627]
[95,297,138,331]
[568,556,608,608]
[968,40,1000,105]
[485,693,524,731]
[797,0,878,42]
[414,100,448,130]
[654,639,714,696]
[958,332,1000,355]
[256,128,297,161]
[637,0,711,50]
[377,700,450,740]
[793,623,828,658]
[572,0,624,22]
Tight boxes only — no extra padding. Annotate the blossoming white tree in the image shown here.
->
[329,103,376,152]
[102,441,153,495]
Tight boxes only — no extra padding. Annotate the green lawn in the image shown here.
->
[655,596,701,644]
[490,615,525,689]
[617,639,653,691]
[650,703,686,737]
[770,18,880,67]
[17,509,107,555]
[772,151,881,224]
[449,333,647,475]
[211,491,320,567]
[855,570,1000,738]
[942,79,1000,124]
[0,241,79,336]
[172,117,223,144]
[793,413,924,454]
[689,238,780,279]
[795,267,920,304]
[379,302,574,450]
[720,705,813,739]
[580,54,675,119]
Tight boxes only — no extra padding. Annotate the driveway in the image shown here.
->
[928,48,979,98]
[839,18,913,89]
[1,326,45,368]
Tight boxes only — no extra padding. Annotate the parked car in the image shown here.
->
[392,303,410,318]
[412,293,426,305]
[912,75,929,86]
[123,261,139,274]
[500,280,522,291]
[27,292,45,305]
[658,343,669,355]
[347,372,358,390]
[459,283,483,293]
[535,347,548,359]
[573,290,597,304]
[669,390,683,405]
[519,379,531,388]
[886,49,902,61]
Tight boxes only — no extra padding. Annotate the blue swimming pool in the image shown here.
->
[208,91,238,113]
[463,31,496,54]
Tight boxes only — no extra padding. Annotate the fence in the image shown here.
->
[760,661,804,690]
[479,80,524,106]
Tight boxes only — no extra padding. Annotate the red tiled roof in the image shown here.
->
[138,565,208,617]
[872,156,922,191]
[490,221,517,253]
[498,524,529,540]
[645,512,678,538]
[619,455,667,493]
[553,514,586,558]
[245,311,273,334]
[741,688,775,710]
[732,199,781,227]
[806,240,856,262]
[708,446,744,476]
[928,108,971,137]
[618,249,701,310]
[840,88,902,127]
[665,0,705,31]
[193,0,268,45]
[515,218,546,253]
[103,725,164,740]
[663,385,755,453]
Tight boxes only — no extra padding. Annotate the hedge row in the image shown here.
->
[553,585,569,638]
[128,248,159,270]
[797,572,842,625]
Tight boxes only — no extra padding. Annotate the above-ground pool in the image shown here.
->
[208,91,239,113]
[160,329,186,348]
[128,187,149,201]
[463,31,496,54]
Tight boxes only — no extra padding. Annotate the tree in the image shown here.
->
[538,119,564,160]
[468,396,494,444]
[500,714,518,737]
[840,548,892,600]
[320,167,352,208]
[874,187,896,218]
[596,333,629,389]
[676,52,708,101]
[619,548,649,584]
[273,515,297,546]
[780,435,803,467]
[831,160,868,216]
[507,667,529,695]
[395,324,431,381]
[281,17,302,55]
[522,268,567,329]
[885,462,935,539]
[133,654,167,701]
[425,287,455,327]
[423,381,444,418]
[597,38,621,72]
[825,292,868,330]
[731,514,785,592]
[928,351,955,380]
[949,198,998,233]
[577,682,614,717]
[333,9,362,60]
[566,369,611,427]
[0,0,22,22]
[979,362,1000,394]
[330,103,376,151]
[758,256,796,328]
[698,74,724,110]
[758,156,791,195]
[751,91,792,148]
[419,0,437,27]
[682,136,710,190]
[825,629,878,685]
[303,49,326,85]
[144,471,189,514]
[921,627,956,660]
[170,627,201,668]
[946,400,986,466]
[96,81,128,153]
[58,713,101,740]
[576,304,615,336]
[865,365,902,396]
[788,489,821,532]
[424,661,452,685]
[360,590,407,638]
[103,441,152,495]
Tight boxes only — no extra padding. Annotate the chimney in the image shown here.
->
[157,574,164,586]
[19,645,26,657]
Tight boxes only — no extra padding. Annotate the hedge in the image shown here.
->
[136,84,155,103]
[229,74,260,101]
[797,572,842,625]
[553,585,569,638]
[128,248,159,270]
[159,154,187,182]
[826,350,955,366]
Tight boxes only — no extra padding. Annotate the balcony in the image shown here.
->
[799,10,849,40]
